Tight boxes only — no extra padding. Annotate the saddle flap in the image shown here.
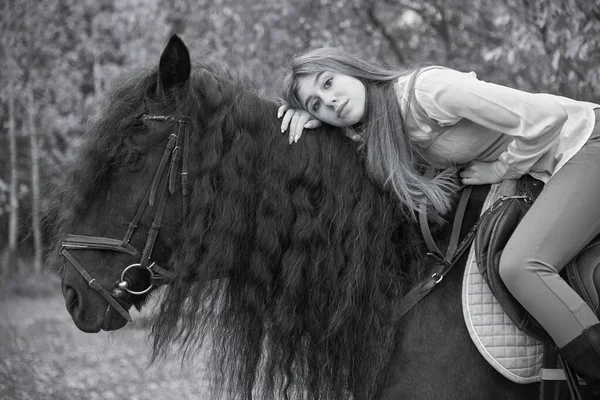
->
[567,236,600,315]
[463,181,546,384]
[474,177,552,343]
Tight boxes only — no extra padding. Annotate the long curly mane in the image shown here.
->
[153,65,424,399]
[49,45,425,399]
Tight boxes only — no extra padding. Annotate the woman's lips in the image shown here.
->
[337,100,348,118]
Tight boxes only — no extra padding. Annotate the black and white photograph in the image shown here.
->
[1,1,600,399]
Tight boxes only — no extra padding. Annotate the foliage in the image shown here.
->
[0,0,599,259]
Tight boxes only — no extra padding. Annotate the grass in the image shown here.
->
[0,267,62,299]
[0,261,212,400]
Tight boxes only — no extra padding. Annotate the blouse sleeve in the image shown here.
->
[414,68,568,179]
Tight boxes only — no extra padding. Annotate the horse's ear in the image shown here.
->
[157,34,191,94]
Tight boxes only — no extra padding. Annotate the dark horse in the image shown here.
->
[48,35,541,400]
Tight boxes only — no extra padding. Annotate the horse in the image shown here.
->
[48,35,543,400]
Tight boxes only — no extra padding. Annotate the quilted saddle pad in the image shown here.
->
[462,180,545,384]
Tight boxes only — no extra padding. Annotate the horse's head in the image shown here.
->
[57,35,194,332]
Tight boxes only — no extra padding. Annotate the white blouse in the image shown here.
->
[395,67,599,182]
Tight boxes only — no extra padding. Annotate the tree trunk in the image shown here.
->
[28,83,43,274]
[25,0,43,274]
[5,91,18,277]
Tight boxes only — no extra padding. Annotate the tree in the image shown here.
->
[0,0,598,273]
[0,0,26,276]
[24,0,43,273]
[4,92,18,276]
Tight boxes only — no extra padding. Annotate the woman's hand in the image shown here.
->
[459,160,503,185]
[278,104,321,144]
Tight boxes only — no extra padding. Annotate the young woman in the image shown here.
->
[278,47,600,388]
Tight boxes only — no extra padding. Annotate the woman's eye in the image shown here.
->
[323,78,332,89]
[312,100,321,111]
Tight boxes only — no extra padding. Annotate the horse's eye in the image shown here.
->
[124,151,142,168]
[132,120,145,132]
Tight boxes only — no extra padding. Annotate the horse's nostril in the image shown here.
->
[65,285,79,316]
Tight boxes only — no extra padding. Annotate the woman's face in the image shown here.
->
[295,72,366,127]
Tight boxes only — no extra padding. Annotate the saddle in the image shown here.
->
[474,175,600,344]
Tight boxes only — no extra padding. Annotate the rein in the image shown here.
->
[396,185,474,319]
[60,114,190,322]
[397,185,534,319]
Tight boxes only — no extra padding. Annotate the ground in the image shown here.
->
[0,275,211,400]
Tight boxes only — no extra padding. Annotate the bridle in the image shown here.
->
[60,114,191,322]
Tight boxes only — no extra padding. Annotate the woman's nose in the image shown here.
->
[324,96,337,107]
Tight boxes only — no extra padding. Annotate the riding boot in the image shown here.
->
[559,323,600,393]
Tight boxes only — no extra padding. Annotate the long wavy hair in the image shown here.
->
[281,48,459,220]
[48,54,426,400]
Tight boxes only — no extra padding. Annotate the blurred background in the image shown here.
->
[0,0,599,398]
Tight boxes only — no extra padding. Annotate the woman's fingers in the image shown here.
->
[288,112,305,143]
[280,109,296,133]
[290,113,312,143]
[459,167,472,185]
[277,104,289,119]
[458,161,502,185]
[304,120,322,129]
[279,107,320,143]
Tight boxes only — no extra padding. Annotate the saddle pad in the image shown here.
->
[462,180,545,384]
